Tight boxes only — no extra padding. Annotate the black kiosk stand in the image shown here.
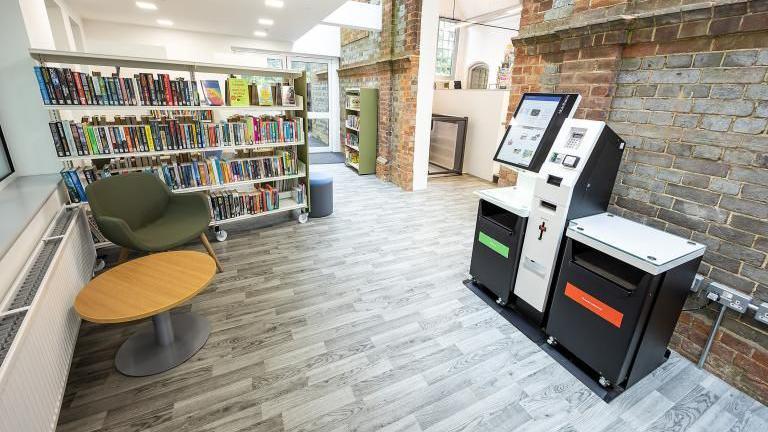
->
[546,213,705,391]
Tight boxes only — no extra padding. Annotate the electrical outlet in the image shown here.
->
[756,303,768,325]
[707,282,752,314]
[690,274,705,293]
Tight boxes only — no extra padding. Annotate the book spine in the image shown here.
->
[50,69,70,105]
[48,122,65,157]
[63,69,79,105]
[72,72,87,105]
[33,67,51,105]
[56,121,71,156]
[162,74,173,106]
[41,67,59,105]
[60,170,80,203]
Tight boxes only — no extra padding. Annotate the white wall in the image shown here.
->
[83,20,341,63]
[454,15,518,88]
[83,20,293,63]
[432,89,510,181]
[414,0,440,191]
[0,0,60,176]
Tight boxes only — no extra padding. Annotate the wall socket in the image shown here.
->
[756,303,768,325]
[690,274,705,293]
[707,282,752,314]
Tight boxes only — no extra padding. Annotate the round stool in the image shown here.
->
[309,172,334,218]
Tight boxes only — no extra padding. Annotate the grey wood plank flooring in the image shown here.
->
[58,165,767,432]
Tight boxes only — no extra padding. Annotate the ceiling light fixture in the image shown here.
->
[135,1,158,10]
[156,19,174,26]
[258,18,274,26]
[265,0,284,8]
[253,30,268,37]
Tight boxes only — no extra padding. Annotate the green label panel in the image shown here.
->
[478,232,509,258]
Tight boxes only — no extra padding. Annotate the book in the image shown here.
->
[281,86,296,106]
[201,80,224,106]
[226,78,250,107]
[257,84,273,106]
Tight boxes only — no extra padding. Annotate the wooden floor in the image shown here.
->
[58,165,767,432]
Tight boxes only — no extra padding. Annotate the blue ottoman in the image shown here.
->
[309,172,333,218]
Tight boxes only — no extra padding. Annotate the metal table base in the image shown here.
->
[115,311,210,376]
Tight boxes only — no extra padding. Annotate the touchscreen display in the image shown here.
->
[494,94,565,169]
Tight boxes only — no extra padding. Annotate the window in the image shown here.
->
[468,63,489,89]
[267,57,284,68]
[435,18,458,78]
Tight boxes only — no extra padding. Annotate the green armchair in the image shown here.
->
[85,172,223,272]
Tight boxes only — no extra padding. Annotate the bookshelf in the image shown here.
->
[344,88,378,175]
[30,49,311,243]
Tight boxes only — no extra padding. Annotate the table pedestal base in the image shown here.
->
[115,311,210,376]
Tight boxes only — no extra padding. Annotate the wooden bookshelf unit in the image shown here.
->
[30,49,311,243]
[343,88,378,175]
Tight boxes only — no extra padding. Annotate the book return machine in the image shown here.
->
[469,93,705,392]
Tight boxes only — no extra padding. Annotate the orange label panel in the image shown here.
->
[564,282,624,328]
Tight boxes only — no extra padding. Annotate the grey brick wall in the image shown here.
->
[609,47,768,301]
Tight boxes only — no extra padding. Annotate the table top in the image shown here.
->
[567,213,706,275]
[75,251,216,324]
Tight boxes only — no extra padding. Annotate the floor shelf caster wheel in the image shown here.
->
[215,229,228,242]
[546,336,557,346]
[495,298,507,306]
[298,213,309,224]
[599,376,611,388]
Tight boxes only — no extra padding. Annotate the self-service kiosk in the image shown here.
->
[469,93,625,323]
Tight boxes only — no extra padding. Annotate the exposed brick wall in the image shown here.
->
[501,0,768,404]
[338,0,421,190]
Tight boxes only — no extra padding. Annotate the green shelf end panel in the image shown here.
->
[294,72,311,211]
[347,88,378,175]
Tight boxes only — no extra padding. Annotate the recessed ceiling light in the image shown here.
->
[135,1,158,10]
[258,18,274,26]
[156,19,174,26]
[253,30,268,37]
[265,0,284,8]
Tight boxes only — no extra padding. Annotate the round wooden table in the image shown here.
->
[75,251,216,376]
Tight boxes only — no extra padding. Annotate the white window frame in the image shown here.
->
[435,18,459,79]
[468,62,490,89]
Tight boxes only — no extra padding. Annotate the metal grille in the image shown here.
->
[0,311,27,367]
[7,239,61,310]
[48,207,77,238]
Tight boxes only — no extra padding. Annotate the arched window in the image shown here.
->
[468,63,489,89]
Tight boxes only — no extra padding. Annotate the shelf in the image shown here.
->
[345,107,360,112]
[344,143,360,152]
[346,161,359,170]
[346,125,359,132]
[57,141,305,161]
[346,88,361,93]
[29,49,304,78]
[210,198,307,226]
[172,172,306,193]
[93,241,113,250]
[43,104,303,112]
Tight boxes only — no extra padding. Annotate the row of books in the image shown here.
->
[60,151,300,201]
[216,79,297,107]
[48,116,304,157]
[346,114,360,130]
[346,95,361,110]
[345,132,359,149]
[209,187,280,221]
[33,66,200,107]
[157,152,299,190]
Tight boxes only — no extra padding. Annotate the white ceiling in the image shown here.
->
[439,0,521,21]
[64,0,347,42]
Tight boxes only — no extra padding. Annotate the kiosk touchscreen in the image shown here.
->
[494,93,580,173]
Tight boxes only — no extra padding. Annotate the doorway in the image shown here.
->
[289,57,340,154]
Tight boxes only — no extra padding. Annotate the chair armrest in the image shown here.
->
[94,216,141,250]
[169,192,212,221]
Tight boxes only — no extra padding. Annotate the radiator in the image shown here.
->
[0,205,95,431]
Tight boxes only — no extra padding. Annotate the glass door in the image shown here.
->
[289,57,339,153]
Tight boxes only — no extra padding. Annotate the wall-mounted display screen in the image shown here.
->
[493,93,580,172]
